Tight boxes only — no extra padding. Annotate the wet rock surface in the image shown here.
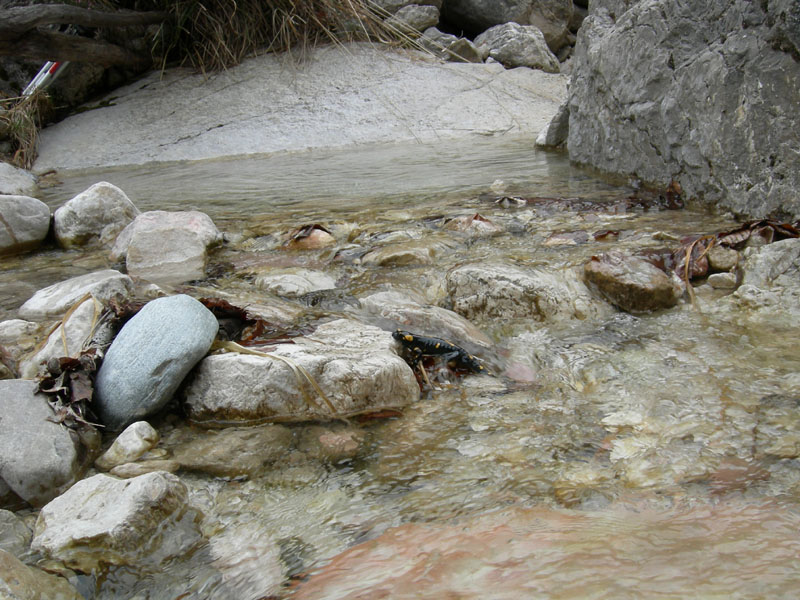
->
[0,195,50,256]
[0,380,86,507]
[94,421,160,471]
[0,549,83,600]
[94,294,219,430]
[583,251,682,313]
[293,500,800,599]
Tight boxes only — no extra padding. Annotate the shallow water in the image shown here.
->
[7,136,800,598]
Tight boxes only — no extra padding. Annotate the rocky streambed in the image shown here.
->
[2,140,800,598]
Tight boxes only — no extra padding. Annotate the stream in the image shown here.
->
[5,135,800,598]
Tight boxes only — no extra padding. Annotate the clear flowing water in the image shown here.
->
[7,136,800,598]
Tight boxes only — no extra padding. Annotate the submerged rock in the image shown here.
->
[0,509,32,558]
[94,294,219,431]
[184,320,418,425]
[474,22,560,72]
[0,194,51,256]
[31,471,201,573]
[447,262,609,322]
[583,251,682,313]
[54,181,140,248]
[292,500,800,599]
[254,268,337,297]
[0,380,87,507]
[17,269,133,320]
[112,210,221,285]
[169,424,293,478]
[360,290,492,348]
[0,550,83,600]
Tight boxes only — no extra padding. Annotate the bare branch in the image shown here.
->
[0,5,168,37]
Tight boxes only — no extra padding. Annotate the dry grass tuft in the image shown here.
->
[155,0,399,72]
[0,92,53,169]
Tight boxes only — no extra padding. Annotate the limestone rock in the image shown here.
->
[0,163,37,196]
[111,210,220,285]
[109,459,180,478]
[18,295,103,379]
[360,290,492,348]
[361,238,455,266]
[0,194,50,256]
[754,395,800,459]
[385,5,440,36]
[567,0,800,219]
[54,181,140,249]
[740,238,800,289]
[707,245,739,272]
[474,23,560,72]
[583,252,682,313]
[33,44,566,172]
[95,421,160,471]
[0,550,83,600]
[0,509,32,558]
[446,262,610,322]
[31,471,200,573]
[17,269,133,320]
[254,268,337,298]
[443,0,573,52]
[0,380,87,507]
[419,28,484,62]
[183,320,418,425]
[170,425,293,478]
[536,100,569,147]
[94,294,219,431]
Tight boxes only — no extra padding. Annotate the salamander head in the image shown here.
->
[392,329,415,343]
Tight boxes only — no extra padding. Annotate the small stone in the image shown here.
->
[254,268,337,297]
[110,460,181,478]
[0,163,37,196]
[707,245,739,272]
[95,421,160,471]
[385,5,440,36]
[708,272,738,289]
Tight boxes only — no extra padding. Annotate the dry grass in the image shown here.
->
[0,91,52,169]
[154,0,400,72]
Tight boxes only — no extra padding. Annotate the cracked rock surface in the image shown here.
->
[33,43,566,172]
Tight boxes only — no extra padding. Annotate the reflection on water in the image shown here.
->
[6,136,800,598]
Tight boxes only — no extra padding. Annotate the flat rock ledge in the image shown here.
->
[33,43,566,172]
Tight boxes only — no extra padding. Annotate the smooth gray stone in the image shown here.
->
[0,380,85,507]
[94,294,218,430]
[0,194,50,256]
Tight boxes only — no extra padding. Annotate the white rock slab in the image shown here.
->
[34,43,566,172]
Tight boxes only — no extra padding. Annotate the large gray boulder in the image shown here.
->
[184,319,419,425]
[31,471,201,573]
[111,210,220,285]
[54,181,140,249]
[442,0,573,52]
[17,269,134,320]
[0,380,87,507]
[474,22,560,72]
[566,0,800,219]
[94,294,219,430]
[0,194,50,256]
[384,4,440,35]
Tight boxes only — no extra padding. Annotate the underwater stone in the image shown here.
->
[94,294,218,431]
